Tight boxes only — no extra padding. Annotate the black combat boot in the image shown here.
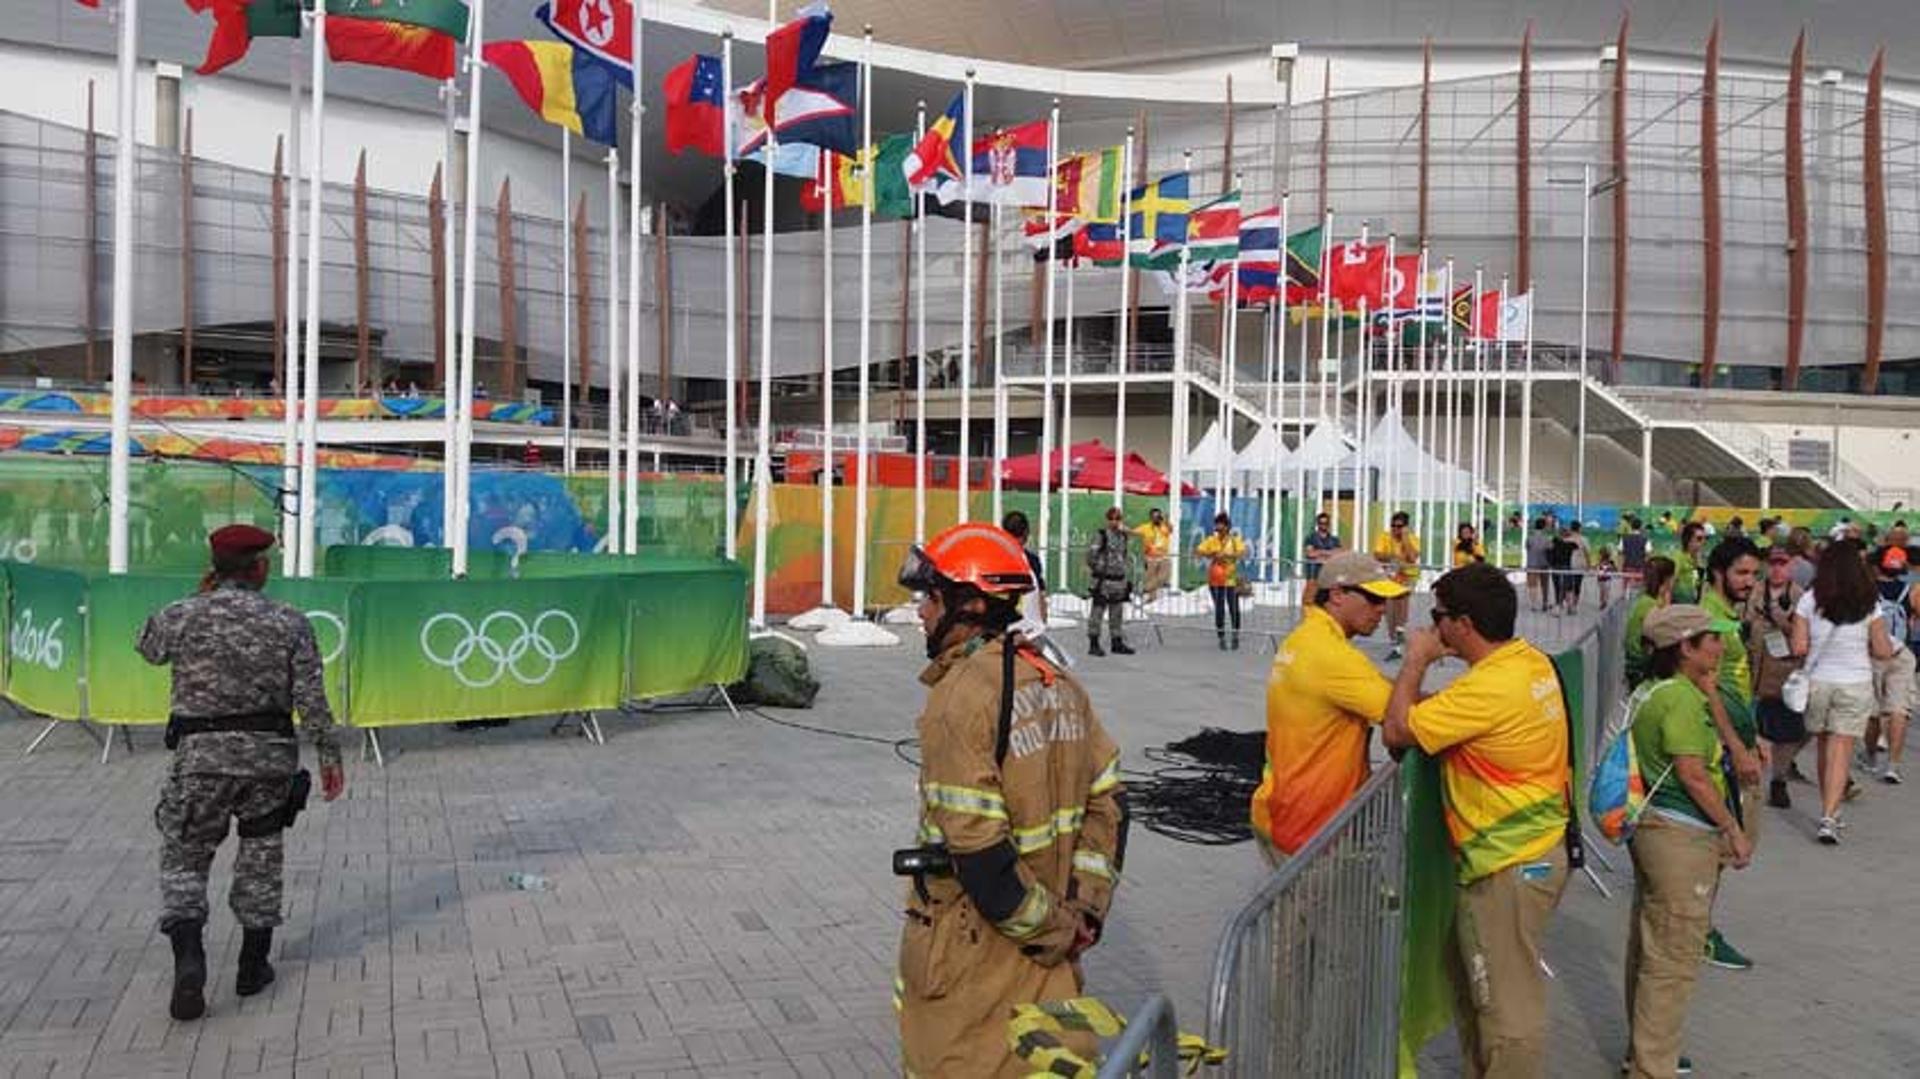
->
[236,928,276,997]
[165,921,207,1021]
[1110,639,1136,656]
[1087,637,1104,657]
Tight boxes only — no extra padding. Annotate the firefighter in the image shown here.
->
[893,522,1128,1077]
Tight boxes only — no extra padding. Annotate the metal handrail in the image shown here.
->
[1096,994,1182,1079]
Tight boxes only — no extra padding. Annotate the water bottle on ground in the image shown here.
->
[506,872,550,892]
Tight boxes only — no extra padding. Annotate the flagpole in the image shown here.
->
[990,144,1006,526]
[1380,233,1397,532]
[1167,149,1191,593]
[1353,223,1371,547]
[912,101,927,544]
[1496,273,1511,567]
[1111,129,1134,509]
[1471,264,1486,545]
[439,79,459,549]
[561,127,575,476]
[625,3,646,555]
[1444,258,1460,550]
[1292,207,1312,586]
[1414,244,1430,564]
[450,0,490,576]
[847,24,881,628]
[1058,247,1076,589]
[721,32,739,560]
[282,44,303,576]
[1519,278,1535,542]
[1332,297,1345,539]
[958,70,975,523]
[1218,173,1243,506]
[1037,102,1059,589]
[1315,208,1332,532]
[605,147,623,555]
[815,155,837,611]
[297,2,326,577]
[750,12,779,628]
[1272,194,1290,585]
[105,0,140,572]
[1385,234,1401,524]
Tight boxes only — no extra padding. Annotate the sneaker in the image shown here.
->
[1767,779,1791,809]
[1817,817,1840,845]
[1703,928,1753,971]
[1884,767,1904,785]
[1620,1056,1693,1075]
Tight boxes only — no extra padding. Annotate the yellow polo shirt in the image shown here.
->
[1252,606,1393,854]
[1408,639,1570,883]
[1134,521,1172,560]
[1372,530,1422,585]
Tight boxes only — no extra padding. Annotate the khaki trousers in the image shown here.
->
[1625,816,1724,1079]
[1446,846,1570,1079]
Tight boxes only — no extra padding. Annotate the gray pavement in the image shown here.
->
[0,596,1913,1077]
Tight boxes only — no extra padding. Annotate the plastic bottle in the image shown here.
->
[505,872,550,892]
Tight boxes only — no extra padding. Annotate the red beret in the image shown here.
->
[208,524,276,561]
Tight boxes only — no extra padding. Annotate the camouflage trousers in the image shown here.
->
[154,773,294,932]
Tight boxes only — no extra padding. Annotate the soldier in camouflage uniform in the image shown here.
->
[138,524,346,1021]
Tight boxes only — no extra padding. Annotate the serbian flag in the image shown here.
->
[328,18,458,79]
[485,41,619,146]
[761,3,832,123]
[903,91,965,188]
[1327,240,1388,307]
[662,53,726,156]
[937,120,1050,206]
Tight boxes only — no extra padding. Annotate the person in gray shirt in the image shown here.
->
[1524,516,1554,612]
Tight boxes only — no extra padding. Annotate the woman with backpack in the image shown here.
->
[1622,604,1755,1079]
[1791,539,1896,844]
[1866,546,1916,784]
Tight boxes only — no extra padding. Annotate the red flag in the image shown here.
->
[1384,253,1422,310]
[662,54,726,157]
[1449,286,1502,339]
[1327,240,1387,307]
[74,0,102,7]
[761,8,831,122]
[189,0,252,74]
[326,18,457,80]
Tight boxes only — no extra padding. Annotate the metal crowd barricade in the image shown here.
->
[1204,761,1405,1079]
[1095,994,1184,1079]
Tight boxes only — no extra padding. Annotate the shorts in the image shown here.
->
[1804,680,1875,739]
[1873,646,1916,719]
[1755,697,1807,745]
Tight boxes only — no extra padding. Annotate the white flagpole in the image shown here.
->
[1057,247,1076,586]
[958,71,976,522]
[561,127,574,476]
[1292,210,1313,570]
[750,9,779,627]
[282,46,303,576]
[1037,103,1059,587]
[1218,177,1242,506]
[107,0,140,573]
[1444,258,1460,549]
[1273,193,1291,580]
[816,155,836,609]
[1332,297,1345,538]
[912,101,927,543]
[625,4,645,554]
[296,3,326,577]
[1496,273,1511,567]
[1414,245,1430,561]
[1519,280,1535,538]
[722,32,739,559]
[1111,130,1135,509]
[1356,294,1370,547]
[849,25,877,625]
[604,148,623,555]
[439,79,458,550]
[1167,149,1192,592]
[991,147,1006,526]
[1314,210,1332,530]
[1471,265,1486,542]
[450,0,488,577]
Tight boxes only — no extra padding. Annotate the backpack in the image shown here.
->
[1878,583,1911,646]
[1587,679,1677,845]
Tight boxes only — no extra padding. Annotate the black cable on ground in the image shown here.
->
[1125,728,1266,846]
[741,704,921,765]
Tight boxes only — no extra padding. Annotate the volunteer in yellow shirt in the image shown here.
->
[1452,522,1486,568]
[1383,562,1571,1079]
[1195,513,1250,651]
[1133,508,1174,599]
[1372,510,1422,657]
[1251,551,1406,858]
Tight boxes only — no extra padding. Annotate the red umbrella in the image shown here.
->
[998,440,1196,496]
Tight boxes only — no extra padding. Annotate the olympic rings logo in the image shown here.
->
[419,609,580,689]
[306,610,346,666]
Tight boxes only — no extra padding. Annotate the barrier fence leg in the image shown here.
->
[713,684,740,720]
[23,721,62,757]
[1580,862,1613,899]
[362,729,386,769]
[586,712,606,745]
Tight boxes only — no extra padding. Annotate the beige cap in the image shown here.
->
[1642,604,1738,649]
[1319,551,1409,598]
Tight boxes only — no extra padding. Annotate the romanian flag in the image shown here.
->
[903,91,965,188]
[484,40,619,146]
[328,17,458,79]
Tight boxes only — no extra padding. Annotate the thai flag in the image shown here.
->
[1224,206,1283,302]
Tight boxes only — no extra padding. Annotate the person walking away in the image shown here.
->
[1623,605,1756,1079]
[1084,507,1135,656]
[138,525,346,1022]
[1252,551,1404,861]
[1453,522,1485,568]
[1525,517,1554,612]
[1133,508,1173,601]
[1622,514,1650,586]
[1561,522,1592,613]
[1697,537,1763,969]
[1548,524,1577,613]
[1371,510,1421,659]
[1787,529,1817,590]
[1671,523,1707,604]
[1626,557,1678,690]
[1195,512,1250,650]
[1596,546,1619,609]
[1747,546,1807,809]
[1865,546,1914,784]
[1302,512,1343,604]
[1001,510,1050,631]
[1788,538,1891,845]
[893,523,1127,1077]
[1382,563,1572,1078]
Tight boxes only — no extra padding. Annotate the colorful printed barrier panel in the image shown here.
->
[0,391,552,426]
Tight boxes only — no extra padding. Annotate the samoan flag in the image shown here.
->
[734,60,859,157]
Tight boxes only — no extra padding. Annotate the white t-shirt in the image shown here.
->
[1795,590,1880,685]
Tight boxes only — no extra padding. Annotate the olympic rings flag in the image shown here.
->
[419,609,581,689]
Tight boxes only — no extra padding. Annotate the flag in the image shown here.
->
[1327,240,1388,307]
[1450,286,1502,339]
[1186,191,1242,264]
[485,40,619,146]
[536,1,634,87]
[735,61,858,157]
[1074,221,1124,266]
[1023,211,1082,249]
[185,0,301,76]
[903,91,965,188]
[801,135,915,217]
[935,120,1051,206]
[326,0,469,41]
[1054,147,1123,223]
[1378,253,1425,315]
[761,3,832,123]
[74,0,102,7]
[1283,225,1323,303]
[328,16,458,79]
[1498,291,1532,341]
[1217,206,1279,302]
[1127,172,1190,269]
[663,53,725,156]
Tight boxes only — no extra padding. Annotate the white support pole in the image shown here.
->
[1519,277,1535,532]
[817,162,836,607]
[1315,210,1332,526]
[1037,102,1059,586]
[1577,161,1592,523]
[282,46,303,576]
[1273,192,1291,579]
[991,189,1006,525]
[1332,298,1346,539]
[1414,245,1430,560]
[1356,295,1370,547]
[1111,131,1135,509]
[722,33,738,559]
[750,19,778,627]
[605,148,623,555]
[1495,273,1510,567]
[1471,265,1486,539]
[1381,233,1398,524]
[105,0,140,573]
[958,72,976,522]
[850,26,877,622]
[1168,150,1192,591]
[625,7,645,554]
[297,5,326,578]
[1443,258,1458,556]
[1639,425,1653,505]
[450,0,488,577]
[1219,228,1242,506]
[912,101,928,543]
[1057,258,1076,587]
[561,127,574,476]
[439,79,458,548]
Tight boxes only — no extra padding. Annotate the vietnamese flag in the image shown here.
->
[327,17,457,80]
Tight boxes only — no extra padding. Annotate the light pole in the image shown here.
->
[1548,166,1622,523]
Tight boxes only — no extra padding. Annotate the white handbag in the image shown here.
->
[1780,615,1830,713]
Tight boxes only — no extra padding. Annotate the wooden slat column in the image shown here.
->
[1516,24,1532,290]
[497,178,518,397]
[1785,32,1808,390]
[1700,23,1722,385]
[1609,14,1631,382]
[1865,48,1888,393]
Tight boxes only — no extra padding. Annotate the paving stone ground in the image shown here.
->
[0,594,1912,1077]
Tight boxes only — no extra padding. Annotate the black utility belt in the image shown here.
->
[165,712,294,750]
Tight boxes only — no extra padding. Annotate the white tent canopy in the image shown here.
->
[1344,406,1477,496]
[1232,423,1290,485]
[1180,420,1236,482]
[1277,420,1359,491]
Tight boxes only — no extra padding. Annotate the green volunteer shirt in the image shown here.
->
[1700,588,1758,748]
[1669,550,1700,604]
[1630,677,1729,825]
[1624,593,1659,688]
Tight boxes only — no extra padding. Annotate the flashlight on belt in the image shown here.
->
[891,845,952,877]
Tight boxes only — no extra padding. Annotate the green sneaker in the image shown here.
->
[1704,928,1753,971]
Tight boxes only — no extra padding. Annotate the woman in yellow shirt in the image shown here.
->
[1372,511,1422,658]
[1195,512,1250,650]
[1452,523,1486,568]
